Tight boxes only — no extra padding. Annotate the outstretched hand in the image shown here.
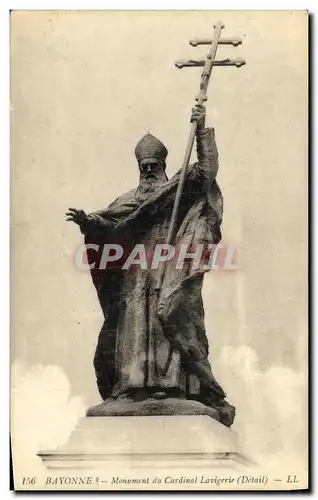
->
[65,208,88,227]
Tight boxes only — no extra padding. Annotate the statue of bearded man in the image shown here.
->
[66,105,235,427]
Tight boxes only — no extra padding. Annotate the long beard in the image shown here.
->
[137,173,167,196]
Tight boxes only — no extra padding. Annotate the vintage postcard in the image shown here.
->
[10,10,308,491]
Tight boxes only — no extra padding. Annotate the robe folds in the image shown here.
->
[83,128,228,408]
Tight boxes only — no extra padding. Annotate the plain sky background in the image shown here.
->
[10,9,307,457]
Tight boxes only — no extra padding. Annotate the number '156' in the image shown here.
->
[22,477,36,485]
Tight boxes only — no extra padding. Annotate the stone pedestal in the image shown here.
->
[38,415,250,471]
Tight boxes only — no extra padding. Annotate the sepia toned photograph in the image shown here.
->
[10,10,308,491]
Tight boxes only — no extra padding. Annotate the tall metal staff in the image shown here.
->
[154,21,245,295]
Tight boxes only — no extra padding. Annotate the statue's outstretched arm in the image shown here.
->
[65,208,112,235]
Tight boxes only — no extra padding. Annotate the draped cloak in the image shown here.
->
[83,128,227,408]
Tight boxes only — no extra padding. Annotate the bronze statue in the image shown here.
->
[66,105,234,426]
[66,23,245,426]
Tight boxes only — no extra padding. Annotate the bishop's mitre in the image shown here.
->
[135,133,168,163]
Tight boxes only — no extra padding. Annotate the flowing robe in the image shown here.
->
[83,128,226,407]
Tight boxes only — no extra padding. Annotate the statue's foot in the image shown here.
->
[152,391,168,400]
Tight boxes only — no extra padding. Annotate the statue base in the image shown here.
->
[38,415,250,472]
[87,396,235,427]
